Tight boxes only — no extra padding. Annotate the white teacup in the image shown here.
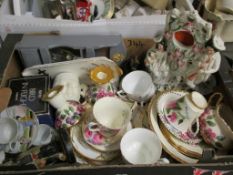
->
[0,118,22,144]
[120,128,166,164]
[216,0,233,14]
[118,71,155,104]
[32,124,53,146]
[87,96,132,138]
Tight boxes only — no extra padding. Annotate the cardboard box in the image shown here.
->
[0,34,233,174]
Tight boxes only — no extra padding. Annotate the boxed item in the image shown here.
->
[0,33,233,174]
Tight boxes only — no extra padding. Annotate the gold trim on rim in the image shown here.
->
[160,122,202,159]
[42,85,64,101]
[147,93,198,164]
[90,65,114,85]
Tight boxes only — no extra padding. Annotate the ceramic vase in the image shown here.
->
[42,85,85,129]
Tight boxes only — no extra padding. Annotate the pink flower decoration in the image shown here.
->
[168,112,177,123]
[167,101,177,109]
[93,133,104,145]
[180,132,190,140]
[76,104,85,114]
[204,128,216,140]
[84,128,92,138]
[55,118,62,128]
[96,89,114,99]
[193,168,209,175]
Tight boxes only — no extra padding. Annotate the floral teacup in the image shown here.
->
[86,83,116,104]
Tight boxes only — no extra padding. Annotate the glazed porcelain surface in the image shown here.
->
[148,95,198,163]
[156,90,202,144]
[70,123,119,162]
[120,128,162,165]
[145,9,224,90]
[200,104,233,150]
[0,106,39,153]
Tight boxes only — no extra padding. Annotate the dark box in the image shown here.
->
[8,75,54,126]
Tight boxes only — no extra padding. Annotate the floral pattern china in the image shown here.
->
[156,91,202,144]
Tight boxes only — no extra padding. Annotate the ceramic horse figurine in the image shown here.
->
[145,8,225,90]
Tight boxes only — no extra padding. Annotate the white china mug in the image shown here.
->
[117,71,155,104]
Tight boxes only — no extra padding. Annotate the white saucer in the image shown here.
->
[156,90,202,144]
[70,124,119,162]
[148,95,198,164]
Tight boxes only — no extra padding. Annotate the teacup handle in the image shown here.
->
[117,90,129,101]
[208,92,223,107]
[88,122,101,132]
[188,118,200,137]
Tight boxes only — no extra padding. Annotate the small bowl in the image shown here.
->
[120,128,162,164]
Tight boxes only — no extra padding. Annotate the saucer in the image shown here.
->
[160,122,204,159]
[83,122,132,152]
[0,105,39,153]
[156,90,202,144]
[70,124,119,162]
[148,95,198,163]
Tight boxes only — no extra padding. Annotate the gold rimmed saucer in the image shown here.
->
[70,124,119,162]
[148,94,199,164]
[160,122,203,159]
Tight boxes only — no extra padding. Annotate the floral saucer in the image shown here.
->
[148,95,198,163]
[156,90,202,144]
[0,106,39,153]
[83,122,132,152]
[70,124,119,162]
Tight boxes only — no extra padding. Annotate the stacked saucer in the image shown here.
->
[148,90,207,163]
[70,105,132,165]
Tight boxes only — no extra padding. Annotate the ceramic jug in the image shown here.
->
[145,8,225,90]
[42,85,85,129]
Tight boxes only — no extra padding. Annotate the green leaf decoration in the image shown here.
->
[60,114,66,119]
[73,115,80,120]
[206,120,216,127]
[92,87,97,92]
[207,115,214,120]
[69,106,74,112]
[178,119,183,125]
[166,108,171,115]
[64,109,70,115]
[215,142,223,148]
[216,135,225,141]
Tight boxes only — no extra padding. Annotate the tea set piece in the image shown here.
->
[160,122,204,159]
[42,85,86,129]
[90,0,114,20]
[31,124,54,146]
[22,57,122,86]
[0,105,39,154]
[117,70,155,105]
[156,90,203,144]
[70,124,119,162]
[148,95,199,164]
[199,93,233,150]
[144,8,225,89]
[120,128,164,165]
[53,72,81,102]
[84,97,132,145]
